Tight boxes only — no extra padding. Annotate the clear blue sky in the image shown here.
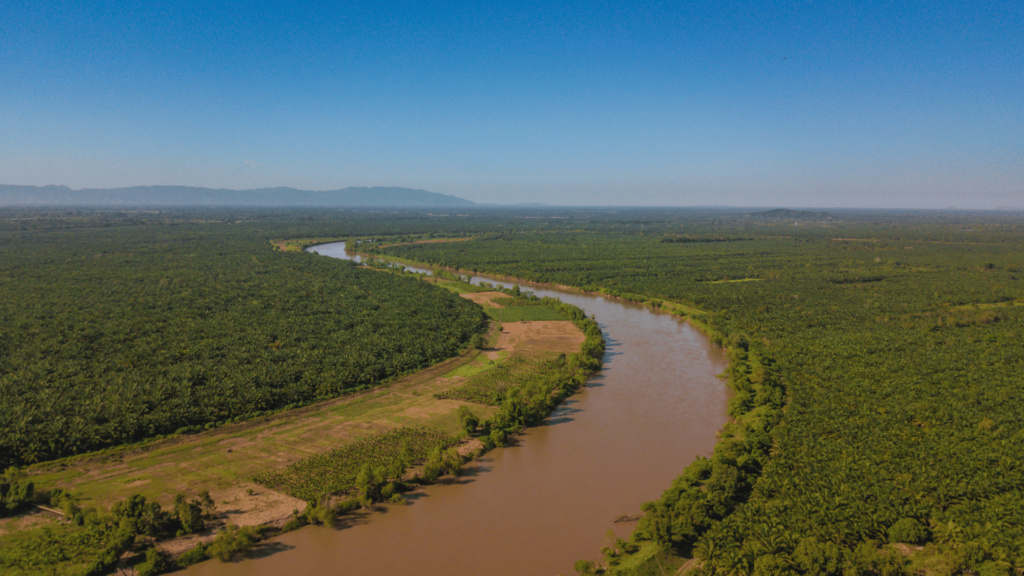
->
[2,1,1021,207]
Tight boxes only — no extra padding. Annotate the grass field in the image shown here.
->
[486,305,567,322]
[703,277,763,284]
[0,521,115,576]
[444,351,510,378]
[432,278,492,293]
[436,357,566,405]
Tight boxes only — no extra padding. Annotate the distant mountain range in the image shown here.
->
[0,185,476,208]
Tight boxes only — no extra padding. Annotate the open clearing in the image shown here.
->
[460,291,512,307]
[497,321,585,357]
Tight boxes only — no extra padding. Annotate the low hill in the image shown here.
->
[0,184,476,208]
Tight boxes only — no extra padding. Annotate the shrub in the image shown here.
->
[458,406,480,435]
[889,518,928,544]
[469,333,485,349]
[302,502,338,528]
[207,525,261,562]
[334,498,362,514]
[489,429,506,447]
[112,494,174,538]
[176,544,208,567]
[1,467,35,517]
[49,487,81,518]
[173,494,205,535]
[574,559,597,575]
[136,547,172,576]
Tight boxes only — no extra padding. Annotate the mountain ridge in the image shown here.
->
[0,185,476,208]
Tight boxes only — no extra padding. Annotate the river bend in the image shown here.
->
[183,241,728,576]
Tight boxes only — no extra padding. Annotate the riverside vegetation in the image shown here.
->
[0,208,604,575]
[368,211,1024,576]
[250,281,605,517]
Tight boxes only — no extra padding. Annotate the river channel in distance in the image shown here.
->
[182,241,729,576]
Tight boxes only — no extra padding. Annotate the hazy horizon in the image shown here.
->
[2,183,1022,211]
[2,1,1021,209]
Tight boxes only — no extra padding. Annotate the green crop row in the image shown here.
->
[436,357,567,405]
[253,427,457,502]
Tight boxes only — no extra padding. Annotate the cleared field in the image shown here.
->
[486,305,566,322]
[460,291,513,307]
[496,320,586,357]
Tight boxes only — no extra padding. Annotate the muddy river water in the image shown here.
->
[184,242,728,576]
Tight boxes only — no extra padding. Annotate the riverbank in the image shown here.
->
[350,242,714,335]
[213,241,723,576]
[0,254,598,575]
[352,241,780,575]
[361,240,784,576]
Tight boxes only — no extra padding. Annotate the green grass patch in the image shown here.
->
[704,277,763,283]
[661,301,707,316]
[436,357,566,405]
[253,427,457,502]
[485,306,566,322]
[444,352,509,378]
[607,542,689,576]
[0,522,115,576]
[432,279,490,293]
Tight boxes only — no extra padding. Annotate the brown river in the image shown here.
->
[183,242,728,576]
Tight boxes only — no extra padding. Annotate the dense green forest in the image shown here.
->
[0,216,486,467]
[3,206,1023,575]
[372,214,1024,575]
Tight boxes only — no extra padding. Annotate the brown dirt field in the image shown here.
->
[497,320,586,357]
[456,438,485,458]
[460,291,512,307]
[153,483,309,556]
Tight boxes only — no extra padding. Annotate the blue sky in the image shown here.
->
[1,1,1021,207]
